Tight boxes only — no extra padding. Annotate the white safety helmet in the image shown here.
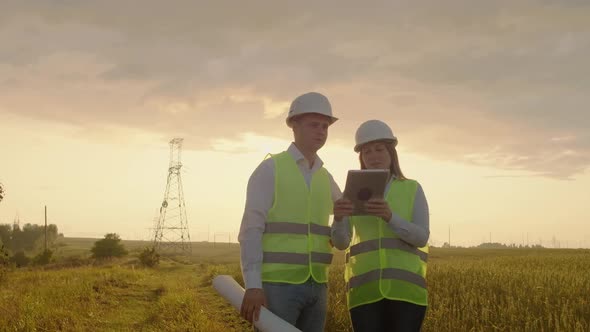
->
[286,92,338,127]
[354,120,397,152]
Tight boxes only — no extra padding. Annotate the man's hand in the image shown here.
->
[334,198,354,222]
[240,288,267,323]
[365,198,392,222]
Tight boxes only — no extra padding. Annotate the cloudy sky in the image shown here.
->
[1,1,589,247]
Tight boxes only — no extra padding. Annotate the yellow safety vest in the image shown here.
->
[345,178,428,309]
[261,151,334,284]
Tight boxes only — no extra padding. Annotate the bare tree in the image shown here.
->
[0,182,4,203]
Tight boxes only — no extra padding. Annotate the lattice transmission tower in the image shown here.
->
[153,138,191,253]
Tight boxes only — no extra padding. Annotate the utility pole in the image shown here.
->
[44,205,48,251]
[448,225,451,247]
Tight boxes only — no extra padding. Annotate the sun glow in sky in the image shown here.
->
[1,1,589,247]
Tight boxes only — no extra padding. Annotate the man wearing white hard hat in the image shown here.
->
[332,120,430,332]
[238,92,341,331]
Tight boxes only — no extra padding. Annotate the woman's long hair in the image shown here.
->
[359,141,406,180]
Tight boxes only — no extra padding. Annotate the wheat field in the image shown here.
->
[0,240,589,331]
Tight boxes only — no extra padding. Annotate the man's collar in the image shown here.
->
[287,142,323,168]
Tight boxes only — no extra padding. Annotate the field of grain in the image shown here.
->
[1,239,588,331]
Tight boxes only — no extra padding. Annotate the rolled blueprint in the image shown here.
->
[212,275,302,332]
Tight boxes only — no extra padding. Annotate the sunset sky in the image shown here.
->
[1,1,589,247]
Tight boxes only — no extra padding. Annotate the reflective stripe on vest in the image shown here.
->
[263,252,333,265]
[345,178,428,308]
[346,238,428,263]
[262,151,333,284]
[348,268,427,290]
[265,222,331,237]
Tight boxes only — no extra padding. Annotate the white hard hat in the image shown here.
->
[354,120,397,152]
[286,92,338,127]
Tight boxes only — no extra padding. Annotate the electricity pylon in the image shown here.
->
[153,138,191,253]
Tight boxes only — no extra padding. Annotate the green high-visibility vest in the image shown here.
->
[261,151,334,284]
[345,178,428,309]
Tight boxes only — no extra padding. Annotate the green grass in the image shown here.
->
[0,259,248,331]
[0,239,589,331]
[53,237,241,264]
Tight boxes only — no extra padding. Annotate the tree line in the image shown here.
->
[0,223,61,253]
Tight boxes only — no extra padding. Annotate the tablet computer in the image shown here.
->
[342,169,390,216]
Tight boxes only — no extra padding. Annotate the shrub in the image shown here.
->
[0,243,9,283]
[91,233,128,259]
[0,243,9,267]
[139,247,160,267]
[10,251,30,267]
[33,249,53,265]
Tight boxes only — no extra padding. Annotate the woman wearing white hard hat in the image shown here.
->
[332,120,430,332]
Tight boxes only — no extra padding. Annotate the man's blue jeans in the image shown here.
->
[262,278,328,332]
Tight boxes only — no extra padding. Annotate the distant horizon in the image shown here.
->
[1,220,588,249]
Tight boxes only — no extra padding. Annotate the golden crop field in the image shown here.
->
[1,239,589,331]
